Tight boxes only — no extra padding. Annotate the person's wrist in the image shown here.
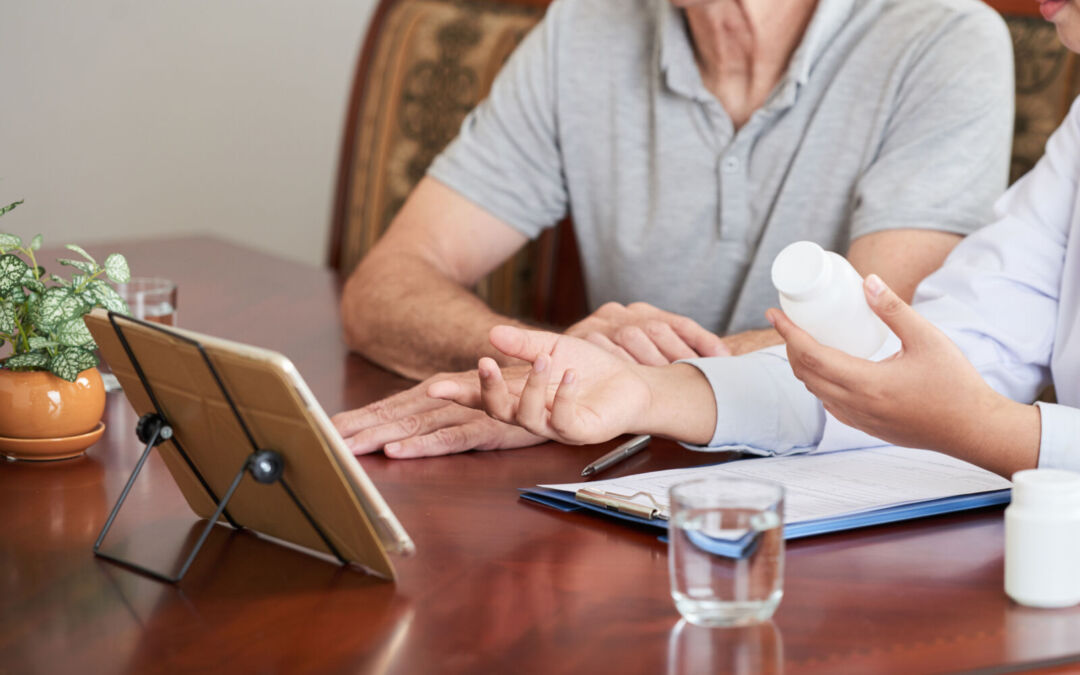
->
[961,391,1040,476]
[633,363,715,444]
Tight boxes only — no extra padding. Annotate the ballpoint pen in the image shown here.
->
[581,434,652,477]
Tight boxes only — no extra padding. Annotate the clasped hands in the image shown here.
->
[332,302,731,457]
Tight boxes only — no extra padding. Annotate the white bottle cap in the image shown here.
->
[1011,469,1080,509]
[771,241,832,301]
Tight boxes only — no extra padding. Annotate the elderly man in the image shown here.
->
[333,0,1013,458]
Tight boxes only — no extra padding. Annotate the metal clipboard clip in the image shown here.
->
[575,488,669,521]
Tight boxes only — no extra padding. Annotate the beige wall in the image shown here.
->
[0,0,377,266]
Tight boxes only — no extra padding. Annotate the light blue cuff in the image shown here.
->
[678,346,824,455]
[1035,402,1080,472]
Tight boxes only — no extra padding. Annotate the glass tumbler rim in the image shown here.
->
[668,476,785,510]
[114,276,177,291]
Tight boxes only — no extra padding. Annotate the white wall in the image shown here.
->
[0,0,377,266]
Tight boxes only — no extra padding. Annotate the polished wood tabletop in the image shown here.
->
[3,235,1080,675]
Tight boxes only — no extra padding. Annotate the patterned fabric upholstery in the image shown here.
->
[1005,14,1080,183]
[332,0,1079,325]
[332,0,548,319]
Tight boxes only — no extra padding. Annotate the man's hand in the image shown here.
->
[767,274,1039,478]
[430,326,717,446]
[331,367,546,459]
[566,302,730,365]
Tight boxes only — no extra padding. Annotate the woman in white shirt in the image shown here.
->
[431,0,1080,478]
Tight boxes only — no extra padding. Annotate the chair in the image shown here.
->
[328,0,586,326]
[989,0,1080,182]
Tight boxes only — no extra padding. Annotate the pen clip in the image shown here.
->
[576,488,669,520]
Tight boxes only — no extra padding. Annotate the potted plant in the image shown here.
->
[0,199,131,460]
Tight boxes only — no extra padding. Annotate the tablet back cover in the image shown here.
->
[85,309,395,579]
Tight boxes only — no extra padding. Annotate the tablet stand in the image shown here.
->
[92,312,348,584]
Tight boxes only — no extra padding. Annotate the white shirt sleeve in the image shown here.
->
[1036,402,1080,471]
[680,346,824,455]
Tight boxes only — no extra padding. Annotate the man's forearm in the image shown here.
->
[342,253,528,380]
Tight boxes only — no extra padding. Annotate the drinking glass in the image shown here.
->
[115,277,178,326]
[100,277,178,391]
[668,477,785,627]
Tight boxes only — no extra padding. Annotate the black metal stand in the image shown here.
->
[92,312,348,584]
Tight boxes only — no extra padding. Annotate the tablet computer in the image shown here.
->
[85,308,414,580]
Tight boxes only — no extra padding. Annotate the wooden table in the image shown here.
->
[3,235,1080,674]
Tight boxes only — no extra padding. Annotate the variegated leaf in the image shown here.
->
[5,352,50,371]
[30,234,42,251]
[21,277,45,294]
[0,254,30,297]
[28,336,59,350]
[29,287,89,331]
[58,258,97,275]
[48,346,98,382]
[0,300,15,333]
[87,280,129,314]
[103,253,130,284]
[64,244,96,264]
[0,232,21,250]
[0,201,23,217]
[54,316,95,347]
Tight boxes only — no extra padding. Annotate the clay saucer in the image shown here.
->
[0,422,106,462]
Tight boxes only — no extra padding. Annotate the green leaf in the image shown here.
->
[0,233,21,250]
[87,280,129,314]
[54,316,95,347]
[0,254,30,297]
[58,258,97,275]
[47,274,70,286]
[21,277,45,294]
[0,300,15,333]
[28,336,59,350]
[103,253,130,284]
[48,346,98,382]
[65,244,97,265]
[30,234,42,251]
[28,286,89,332]
[0,201,24,218]
[5,352,50,371]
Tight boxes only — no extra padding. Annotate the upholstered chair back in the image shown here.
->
[329,0,583,323]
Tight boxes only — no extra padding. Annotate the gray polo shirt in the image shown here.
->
[428,0,1013,334]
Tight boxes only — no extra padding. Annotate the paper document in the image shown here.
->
[540,447,1012,525]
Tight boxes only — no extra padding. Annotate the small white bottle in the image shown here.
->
[770,241,888,358]
[1005,469,1080,608]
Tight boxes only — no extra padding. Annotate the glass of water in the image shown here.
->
[115,277,178,326]
[100,277,179,391]
[668,477,785,627]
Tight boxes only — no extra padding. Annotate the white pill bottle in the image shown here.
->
[1005,469,1080,608]
[770,241,889,358]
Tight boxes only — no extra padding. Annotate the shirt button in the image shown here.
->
[722,157,740,173]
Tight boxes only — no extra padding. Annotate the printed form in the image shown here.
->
[541,447,1012,524]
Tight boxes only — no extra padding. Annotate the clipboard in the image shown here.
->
[85,308,414,582]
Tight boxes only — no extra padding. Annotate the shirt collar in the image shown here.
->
[656,0,855,102]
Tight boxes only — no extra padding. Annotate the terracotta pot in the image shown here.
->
[0,367,106,439]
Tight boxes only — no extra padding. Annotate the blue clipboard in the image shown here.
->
[519,486,1011,558]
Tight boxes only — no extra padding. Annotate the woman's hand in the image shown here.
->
[767,274,1039,477]
[428,325,716,446]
